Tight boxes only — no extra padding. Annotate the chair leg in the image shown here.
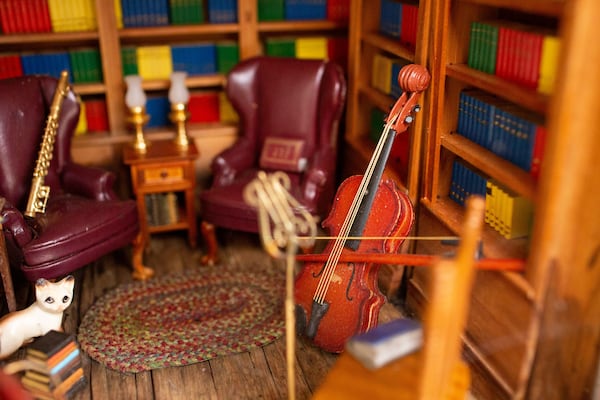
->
[131,231,154,280]
[0,228,16,313]
[200,221,219,266]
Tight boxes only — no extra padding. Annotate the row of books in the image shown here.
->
[0,0,97,33]
[371,53,410,99]
[21,330,86,400]
[450,159,533,239]
[145,192,179,226]
[0,48,102,82]
[264,36,348,66]
[122,42,238,81]
[468,20,561,95]
[457,89,546,179]
[379,0,419,50]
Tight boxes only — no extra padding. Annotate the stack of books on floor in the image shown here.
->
[20,330,86,400]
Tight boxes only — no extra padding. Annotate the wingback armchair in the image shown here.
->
[199,56,347,264]
[0,75,151,282]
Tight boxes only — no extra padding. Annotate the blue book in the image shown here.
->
[379,0,402,38]
[345,318,423,370]
[145,95,170,128]
[285,0,326,21]
[171,43,217,75]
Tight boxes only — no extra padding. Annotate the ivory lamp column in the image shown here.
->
[169,71,190,150]
[125,75,150,153]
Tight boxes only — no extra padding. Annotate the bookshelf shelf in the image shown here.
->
[459,0,565,17]
[118,24,240,41]
[446,64,549,114]
[0,31,99,47]
[257,20,348,33]
[362,32,415,61]
[441,132,537,200]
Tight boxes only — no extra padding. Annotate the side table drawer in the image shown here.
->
[142,165,185,184]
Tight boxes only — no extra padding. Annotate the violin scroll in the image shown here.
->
[386,64,431,132]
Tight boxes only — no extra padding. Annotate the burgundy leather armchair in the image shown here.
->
[199,56,347,264]
[0,75,151,282]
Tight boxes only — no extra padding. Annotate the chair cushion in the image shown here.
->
[201,169,303,233]
[21,194,139,280]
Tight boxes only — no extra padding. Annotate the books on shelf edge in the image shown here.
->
[295,37,328,60]
[345,318,423,370]
[326,0,349,23]
[537,35,561,95]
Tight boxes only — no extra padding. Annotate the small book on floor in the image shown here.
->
[345,318,423,370]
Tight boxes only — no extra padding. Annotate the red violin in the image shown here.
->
[293,64,431,353]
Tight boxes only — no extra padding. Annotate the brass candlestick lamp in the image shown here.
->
[125,75,150,153]
[169,71,190,150]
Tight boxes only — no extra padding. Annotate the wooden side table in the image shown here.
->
[123,140,199,248]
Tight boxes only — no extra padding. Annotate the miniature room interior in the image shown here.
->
[0,1,599,399]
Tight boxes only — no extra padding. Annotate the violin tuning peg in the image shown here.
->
[404,115,414,124]
[413,104,421,113]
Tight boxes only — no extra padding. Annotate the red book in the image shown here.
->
[0,55,23,79]
[526,30,544,89]
[189,92,220,123]
[17,0,31,33]
[495,26,510,79]
[326,0,349,23]
[529,124,546,181]
[400,4,418,49]
[36,0,52,32]
[85,100,109,132]
[327,37,348,72]
[0,0,15,33]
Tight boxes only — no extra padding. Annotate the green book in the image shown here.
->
[481,21,499,75]
[70,48,102,83]
[258,0,284,21]
[170,0,204,25]
[264,38,296,58]
[216,42,239,74]
[121,46,138,76]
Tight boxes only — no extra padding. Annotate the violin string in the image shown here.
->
[313,118,396,303]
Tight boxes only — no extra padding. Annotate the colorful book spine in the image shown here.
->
[537,35,561,95]
[285,0,326,20]
[258,0,284,21]
[295,37,328,60]
[400,4,419,50]
[69,48,103,83]
[0,54,23,79]
[48,0,97,32]
[326,0,349,23]
[379,0,402,38]
[170,0,204,24]
[188,91,220,123]
[171,43,217,75]
[216,41,239,74]
[219,91,238,123]
[484,180,533,239]
[0,0,52,33]
[121,46,139,76]
[137,45,173,80]
[84,99,109,132]
[264,37,296,57]
[207,0,237,23]
[327,37,348,71]
[121,0,170,27]
[21,51,72,79]
[145,95,170,128]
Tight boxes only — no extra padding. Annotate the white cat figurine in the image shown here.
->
[0,275,74,360]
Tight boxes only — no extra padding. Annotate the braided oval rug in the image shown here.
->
[77,265,285,373]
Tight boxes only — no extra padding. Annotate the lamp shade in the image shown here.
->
[124,75,146,108]
[169,71,190,104]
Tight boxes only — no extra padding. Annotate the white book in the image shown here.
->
[345,318,423,370]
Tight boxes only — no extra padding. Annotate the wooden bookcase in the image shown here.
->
[0,0,348,168]
[396,0,600,398]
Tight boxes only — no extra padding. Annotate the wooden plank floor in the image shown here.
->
[6,230,403,400]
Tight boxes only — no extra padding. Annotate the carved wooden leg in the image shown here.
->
[131,231,154,280]
[0,225,16,313]
[200,221,219,266]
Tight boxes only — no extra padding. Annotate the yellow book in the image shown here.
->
[295,37,328,60]
[75,101,88,136]
[137,46,173,80]
[371,53,396,95]
[49,0,96,32]
[219,92,238,123]
[114,0,123,29]
[502,190,534,239]
[537,35,561,95]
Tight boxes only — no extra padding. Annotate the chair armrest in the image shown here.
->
[1,199,33,248]
[211,138,256,187]
[61,163,117,201]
